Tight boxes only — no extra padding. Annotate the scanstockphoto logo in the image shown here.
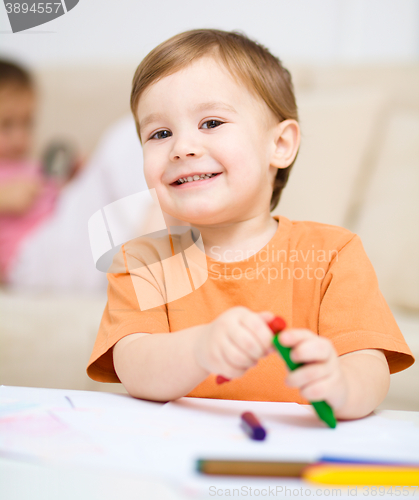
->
[3,0,78,32]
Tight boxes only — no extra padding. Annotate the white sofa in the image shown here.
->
[1,63,418,409]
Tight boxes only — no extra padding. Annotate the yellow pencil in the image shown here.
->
[304,464,419,486]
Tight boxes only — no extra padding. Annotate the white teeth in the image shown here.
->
[176,173,218,184]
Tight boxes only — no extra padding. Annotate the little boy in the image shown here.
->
[0,59,58,281]
[87,29,414,420]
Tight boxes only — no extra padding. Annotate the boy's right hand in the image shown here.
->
[194,306,276,380]
[0,178,42,215]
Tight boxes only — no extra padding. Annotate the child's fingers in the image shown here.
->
[286,360,346,408]
[278,328,315,347]
[220,332,258,370]
[216,346,252,379]
[299,376,336,404]
[226,327,262,363]
[286,361,331,389]
[206,307,277,379]
[258,311,276,323]
[238,309,274,355]
[217,364,248,380]
[289,336,335,364]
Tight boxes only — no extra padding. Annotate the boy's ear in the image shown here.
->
[270,119,300,169]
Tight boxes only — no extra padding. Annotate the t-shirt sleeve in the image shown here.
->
[87,244,170,383]
[318,234,414,374]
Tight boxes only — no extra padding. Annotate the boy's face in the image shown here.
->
[0,85,35,162]
[136,56,281,226]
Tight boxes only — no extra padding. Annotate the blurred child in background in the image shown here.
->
[0,59,78,283]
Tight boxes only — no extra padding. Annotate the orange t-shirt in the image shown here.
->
[87,215,414,402]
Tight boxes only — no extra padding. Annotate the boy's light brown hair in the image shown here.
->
[130,29,299,211]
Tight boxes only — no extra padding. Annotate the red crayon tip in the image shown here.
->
[267,316,287,334]
[216,316,287,384]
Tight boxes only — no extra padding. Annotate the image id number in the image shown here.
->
[5,3,62,14]
[362,486,418,496]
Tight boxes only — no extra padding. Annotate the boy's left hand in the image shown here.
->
[279,329,348,410]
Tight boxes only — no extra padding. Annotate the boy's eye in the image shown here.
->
[150,130,172,140]
[201,119,223,129]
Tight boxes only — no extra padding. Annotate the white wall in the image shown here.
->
[0,0,418,68]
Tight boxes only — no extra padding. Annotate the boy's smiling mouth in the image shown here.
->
[170,172,222,187]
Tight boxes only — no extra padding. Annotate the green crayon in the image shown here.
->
[268,317,337,429]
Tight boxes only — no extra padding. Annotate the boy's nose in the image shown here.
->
[173,152,195,160]
[170,135,203,161]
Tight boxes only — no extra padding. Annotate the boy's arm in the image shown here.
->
[335,349,390,419]
[113,327,210,402]
[113,307,275,402]
[114,314,390,416]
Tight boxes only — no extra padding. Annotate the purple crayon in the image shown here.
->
[241,411,266,441]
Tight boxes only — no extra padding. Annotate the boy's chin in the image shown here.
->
[166,200,234,226]
[176,213,228,227]
[168,205,210,222]
[162,212,190,227]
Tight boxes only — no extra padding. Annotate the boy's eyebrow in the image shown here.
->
[139,101,237,131]
[193,101,237,115]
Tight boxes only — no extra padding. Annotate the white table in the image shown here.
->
[1,386,418,500]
